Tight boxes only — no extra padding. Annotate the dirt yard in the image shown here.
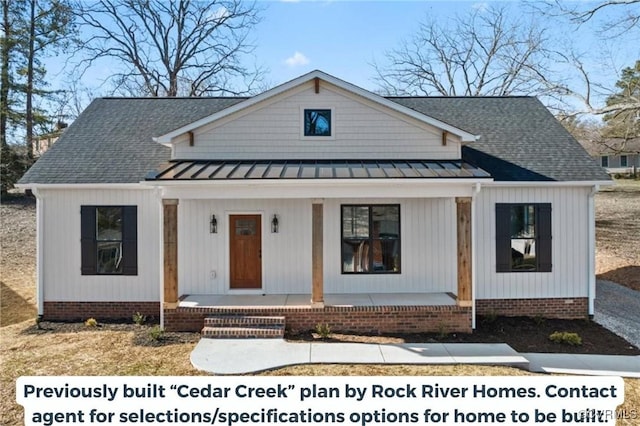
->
[595,180,640,291]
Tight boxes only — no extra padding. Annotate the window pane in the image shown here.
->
[372,238,400,272]
[511,239,536,271]
[235,219,257,235]
[343,206,369,238]
[510,205,535,238]
[96,207,122,240]
[371,206,399,238]
[621,155,628,167]
[97,241,123,273]
[304,109,331,136]
[342,240,369,272]
[601,156,608,167]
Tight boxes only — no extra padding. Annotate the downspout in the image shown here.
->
[32,188,44,318]
[156,187,165,329]
[587,184,599,318]
[471,182,481,329]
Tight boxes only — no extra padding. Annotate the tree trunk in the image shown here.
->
[25,0,35,159]
[1,0,11,147]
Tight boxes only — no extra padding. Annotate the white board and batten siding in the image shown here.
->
[178,198,457,295]
[178,199,312,295]
[475,186,591,300]
[39,188,160,302]
[172,81,460,161]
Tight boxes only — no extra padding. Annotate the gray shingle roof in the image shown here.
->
[19,95,609,185]
[389,97,610,181]
[19,97,245,184]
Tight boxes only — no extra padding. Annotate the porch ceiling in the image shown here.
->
[147,159,491,181]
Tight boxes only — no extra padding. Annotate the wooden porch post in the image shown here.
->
[163,199,179,308]
[311,201,324,306]
[456,197,472,307]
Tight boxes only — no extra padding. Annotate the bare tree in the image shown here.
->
[73,0,264,97]
[374,6,557,97]
[544,0,640,37]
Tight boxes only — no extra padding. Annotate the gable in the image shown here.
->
[172,79,463,160]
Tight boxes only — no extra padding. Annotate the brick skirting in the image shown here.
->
[164,305,473,334]
[476,298,589,319]
[43,301,160,322]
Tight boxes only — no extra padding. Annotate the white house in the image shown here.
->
[18,71,611,333]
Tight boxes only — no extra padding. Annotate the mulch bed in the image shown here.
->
[287,316,640,356]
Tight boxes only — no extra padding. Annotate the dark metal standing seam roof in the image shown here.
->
[147,160,492,181]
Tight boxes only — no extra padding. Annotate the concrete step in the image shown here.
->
[201,325,285,339]
[202,315,286,339]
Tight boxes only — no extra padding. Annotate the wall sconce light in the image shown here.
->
[210,214,217,234]
[271,214,279,233]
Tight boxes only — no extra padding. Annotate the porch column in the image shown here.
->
[311,201,324,306]
[163,199,179,308]
[456,197,472,307]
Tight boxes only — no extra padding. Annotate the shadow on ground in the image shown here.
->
[598,265,640,292]
[0,281,37,327]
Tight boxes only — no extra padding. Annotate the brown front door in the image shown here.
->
[230,214,262,289]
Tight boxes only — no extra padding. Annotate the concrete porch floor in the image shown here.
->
[178,292,457,308]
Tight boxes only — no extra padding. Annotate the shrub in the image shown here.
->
[149,326,164,341]
[84,318,98,327]
[314,323,331,338]
[132,312,146,325]
[549,331,582,346]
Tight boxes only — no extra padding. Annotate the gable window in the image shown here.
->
[601,156,609,167]
[495,203,551,272]
[620,155,628,167]
[81,206,137,275]
[341,205,400,273]
[304,109,331,136]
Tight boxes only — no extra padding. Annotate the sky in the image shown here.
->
[44,0,639,115]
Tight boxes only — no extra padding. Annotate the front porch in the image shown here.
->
[164,292,472,334]
[179,292,457,308]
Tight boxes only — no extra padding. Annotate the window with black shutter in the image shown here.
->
[495,203,551,273]
[81,206,137,275]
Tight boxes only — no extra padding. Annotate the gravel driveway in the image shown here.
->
[594,279,640,349]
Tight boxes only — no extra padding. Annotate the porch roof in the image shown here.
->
[146,159,492,181]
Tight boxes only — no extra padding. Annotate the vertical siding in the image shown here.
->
[323,198,457,294]
[173,82,460,160]
[179,197,458,295]
[41,188,160,302]
[475,186,590,299]
[178,199,311,295]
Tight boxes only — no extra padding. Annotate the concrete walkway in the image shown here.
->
[191,339,640,377]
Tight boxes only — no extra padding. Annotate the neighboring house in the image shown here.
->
[581,137,640,175]
[32,122,67,157]
[18,71,611,334]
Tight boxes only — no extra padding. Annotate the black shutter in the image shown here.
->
[537,203,552,272]
[80,206,97,275]
[495,204,511,272]
[121,206,138,275]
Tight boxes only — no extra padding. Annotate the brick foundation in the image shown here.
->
[476,298,589,319]
[164,305,473,334]
[43,301,160,322]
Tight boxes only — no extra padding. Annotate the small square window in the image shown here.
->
[304,109,331,136]
[601,156,609,167]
